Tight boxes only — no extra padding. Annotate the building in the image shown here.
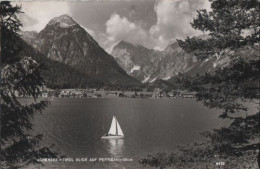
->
[180,92,196,98]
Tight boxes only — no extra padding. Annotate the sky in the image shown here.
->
[15,0,211,53]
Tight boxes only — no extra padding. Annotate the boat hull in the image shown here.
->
[101,135,124,139]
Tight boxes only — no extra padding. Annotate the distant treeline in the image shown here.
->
[17,38,145,90]
[17,36,191,91]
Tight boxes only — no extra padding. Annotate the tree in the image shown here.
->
[140,0,259,168]
[0,2,57,168]
[177,0,259,155]
[178,0,259,60]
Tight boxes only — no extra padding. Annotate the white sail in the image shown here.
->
[107,116,124,136]
[108,116,117,135]
[116,120,124,136]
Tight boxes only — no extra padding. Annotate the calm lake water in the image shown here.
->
[24,98,250,169]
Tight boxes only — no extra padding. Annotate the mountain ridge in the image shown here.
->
[111,38,232,83]
[22,14,140,88]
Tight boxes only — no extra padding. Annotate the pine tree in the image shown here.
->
[176,0,260,164]
[140,0,259,168]
[1,2,57,168]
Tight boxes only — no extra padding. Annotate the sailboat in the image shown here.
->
[101,116,124,139]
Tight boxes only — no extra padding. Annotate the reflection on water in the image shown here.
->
[103,139,124,157]
[29,98,238,169]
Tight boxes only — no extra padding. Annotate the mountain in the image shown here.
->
[22,14,140,88]
[111,40,161,82]
[21,31,38,47]
[17,35,102,89]
[111,38,231,83]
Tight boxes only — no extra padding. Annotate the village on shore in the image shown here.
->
[39,88,196,99]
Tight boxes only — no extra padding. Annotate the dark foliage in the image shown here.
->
[1,2,57,168]
[177,0,260,164]
[1,1,22,64]
[177,0,259,60]
[140,143,258,169]
[179,59,260,155]
[177,0,260,153]
[140,0,259,168]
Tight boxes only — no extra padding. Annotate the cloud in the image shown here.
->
[101,14,151,53]
[15,0,211,53]
[15,1,72,32]
[149,0,211,49]
[101,0,211,53]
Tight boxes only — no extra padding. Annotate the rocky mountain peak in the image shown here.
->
[115,40,137,48]
[21,31,39,48]
[115,40,152,53]
[111,37,218,82]
[21,31,38,39]
[21,15,140,87]
[47,14,77,28]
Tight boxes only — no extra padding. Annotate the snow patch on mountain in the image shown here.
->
[200,58,209,67]
[150,77,157,83]
[142,75,150,83]
[130,65,140,73]
[162,76,171,80]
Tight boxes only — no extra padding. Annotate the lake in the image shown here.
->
[26,98,236,169]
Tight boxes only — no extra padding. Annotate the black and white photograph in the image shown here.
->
[1,0,259,169]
